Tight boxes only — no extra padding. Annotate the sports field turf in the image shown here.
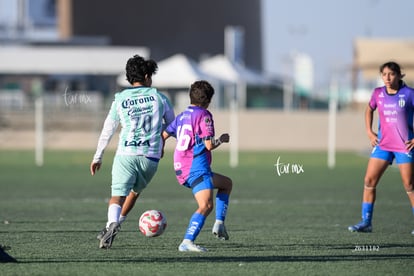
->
[1,150,414,275]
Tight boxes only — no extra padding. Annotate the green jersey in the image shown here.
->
[93,86,174,162]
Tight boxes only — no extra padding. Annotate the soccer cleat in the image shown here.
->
[411,229,414,235]
[212,222,229,240]
[96,227,108,240]
[178,240,207,252]
[348,221,372,233]
[0,245,17,263]
[99,222,120,249]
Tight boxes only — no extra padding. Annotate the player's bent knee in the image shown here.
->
[220,175,233,191]
[363,177,377,188]
[227,179,233,192]
[198,203,213,216]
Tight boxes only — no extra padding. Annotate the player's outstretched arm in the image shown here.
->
[205,133,230,151]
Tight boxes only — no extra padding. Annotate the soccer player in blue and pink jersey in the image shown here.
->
[349,61,414,234]
[162,80,233,252]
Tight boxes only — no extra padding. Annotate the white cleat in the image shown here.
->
[178,240,207,252]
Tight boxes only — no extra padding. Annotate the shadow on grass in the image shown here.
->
[15,253,414,264]
[15,244,414,265]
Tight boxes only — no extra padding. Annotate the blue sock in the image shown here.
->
[184,212,206,241]
[412,207,414,216]
[361,202,374,224]
[216,193,229,221]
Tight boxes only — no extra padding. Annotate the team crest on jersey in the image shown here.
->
[204,117,212,125]
[398,98,406,108]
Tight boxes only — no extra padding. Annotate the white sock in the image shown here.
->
[119,215,127,224]
[106,204,121,227]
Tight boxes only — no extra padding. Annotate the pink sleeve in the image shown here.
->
[199,112,215,138]
[368,88,379,110]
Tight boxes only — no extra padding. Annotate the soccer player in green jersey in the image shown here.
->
[90,55,175,249]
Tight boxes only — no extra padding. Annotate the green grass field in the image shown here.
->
[1,150,414,275]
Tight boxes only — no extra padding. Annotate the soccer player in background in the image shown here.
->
[162,80,233,252]
[90,55,175,249]
[348,61,414,234]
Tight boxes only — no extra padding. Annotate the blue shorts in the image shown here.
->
[183,173,214,194]
[370,146,413,164]
[111,155,159,196]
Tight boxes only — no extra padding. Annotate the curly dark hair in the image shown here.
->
[125,55,158,84]
[189,80,215,107]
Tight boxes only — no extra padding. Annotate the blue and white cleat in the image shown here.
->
[348,221,372,233]
[178,240,207,252]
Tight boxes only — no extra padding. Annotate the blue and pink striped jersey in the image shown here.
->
[369,83,414,152]
[165,106,215,185]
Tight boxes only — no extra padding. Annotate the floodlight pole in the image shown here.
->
[33,79,44,167]
[229,82,241,168]
[327,75,338,169]
[282,54,294,112]
[225,25,244,168]
[35,96,44,167]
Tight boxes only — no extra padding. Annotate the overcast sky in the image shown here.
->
[262,0,414,86]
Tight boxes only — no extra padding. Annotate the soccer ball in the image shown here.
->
[139,210,167,237]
